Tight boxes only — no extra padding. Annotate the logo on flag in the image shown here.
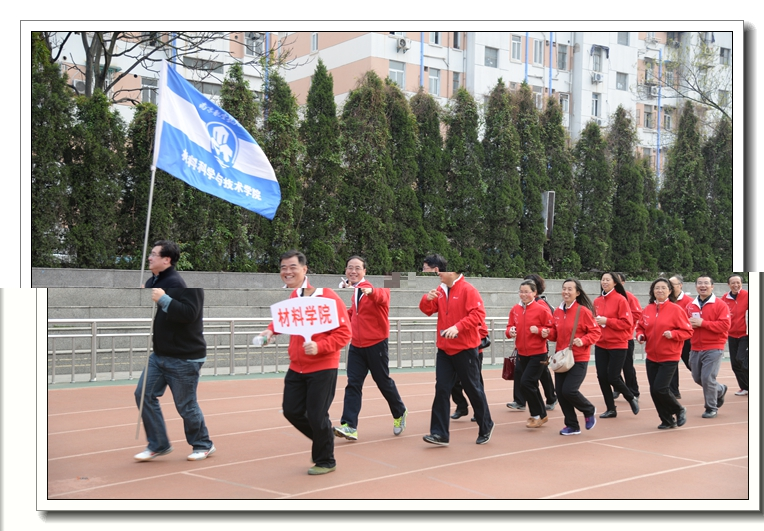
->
[152,60,281,220]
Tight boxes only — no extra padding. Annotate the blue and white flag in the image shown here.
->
[152,60,280,220]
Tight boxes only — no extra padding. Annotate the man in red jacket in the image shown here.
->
[333,256,407,441]
[419,269,494,446]
[259,250,352,475]
[686,275,731,418]
[668,274,693,397]
[723,275,748,396]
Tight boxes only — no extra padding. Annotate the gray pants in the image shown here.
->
[689,349,724,411]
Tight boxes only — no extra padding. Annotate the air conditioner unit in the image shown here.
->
[591,72,603,83]
[670,40,680,48]
[73,79,86,94]
[595,118,603,126]
[397,38,410,53]
[650,86,659,97]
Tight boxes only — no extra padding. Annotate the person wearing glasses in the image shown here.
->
[333,256,407,441]
[145,240,186,288]
[686,276,731,418]
[723,275,748,397]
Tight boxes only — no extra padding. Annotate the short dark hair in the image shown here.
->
[153,240,180,266]
[346,255,367,269]
[649,277,677,304]
[280,250,307,266]
[423,254,447,271]
[727,274,743,284]
[696,275,714,285]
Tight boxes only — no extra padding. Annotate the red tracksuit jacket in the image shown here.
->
[592,290,633,350]
[547,302,601,363]
[686,294,731,351]
[419,275,486,355]
[636,301,694,362]
[347,279,390,348]
[723,290,749,338]
[506,299,554,356]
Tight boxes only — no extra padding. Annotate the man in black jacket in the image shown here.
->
[134,286,215,461]
[145,240,186,288]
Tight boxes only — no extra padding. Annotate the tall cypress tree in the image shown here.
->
[32,32,73,266]
[608,106,648,275]
[703,117,732,275]
[339,71,394,274]
[262,69,304,270]
[443,87,485,275]
[384,79,430,272]
[540,96,579,275]
[299,59,344,273]
[574,120,613,273]
[659,101,716,277]
[65,90,125,268]
[410,88,449,262]
[482,79,523,277]
[512,83,549,274]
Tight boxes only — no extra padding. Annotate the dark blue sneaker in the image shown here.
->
[585,410,597,430]
[560,426,581,436]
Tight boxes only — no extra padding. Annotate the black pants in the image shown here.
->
[282,368,338,468]
[431,348,493,439]
[646,359,683,425]
[620,339,640,397]
[554,361,595,431]
[669,339,692,396]
[516,353,549,418]
[728,336,749,391]
[595,346,634,411]
[451,351,483,412]
[512,355,557,406]
[341,339,406,428]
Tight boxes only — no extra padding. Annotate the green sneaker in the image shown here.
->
[393,408,408,436]
[332,423,358,441]
[308,465,336,475]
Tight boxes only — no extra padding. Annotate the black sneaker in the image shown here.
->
[657,421,677,429]
[450,409,468,420]
[701,409,717,418]
[476,423,495,445]
[717,384,728,408]
[423,434,449,446]
[629,397,640,415]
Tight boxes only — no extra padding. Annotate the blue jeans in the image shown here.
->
[134,353,213,452]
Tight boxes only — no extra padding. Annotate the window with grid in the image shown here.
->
[616,72,628,91]
[511,35,522,61]
[453,32,461,49]
[141,77,157,104]
[245,32,264,56]
[485,46,498,68]
[429,68,440,96]
[533,39,543,64]
[592,93,600,117]
[453,71,460,92]
[618,32,629,45]
[644,106,654,129]
[718,90,730,108]
[593,49,602,72]
[720,47,730,65]
[311,32,318,52]
[664,109,672,130]
[430,32,441,45]
[388,60,405,88]
[557,44,567,70]
[559,93,569,113]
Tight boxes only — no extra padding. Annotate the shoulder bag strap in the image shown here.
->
[568,305,581,349]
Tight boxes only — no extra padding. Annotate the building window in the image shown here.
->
[511,35,522,61]
[592,93,600,117]
[718,90,730,108]
[533,86,543,109]
[390,31,404,36]
[388,60,405,88]
[592,48,602,72]
[141,77,157,104]
[429,68,440,96]
[557,44,568,70]
[618,32,629,46]
[453,32,461,50]
[191,80,221,97]
[616,72,628,91]
[664,109,672,130]
[720,47,731,65]
[559,93,569,113]
[644,105,654,129]
[430,32,441,45]
[485,46,498,68]
[665,66,675,88]
[453,71,460,92]
[643,147,652,163]
[183,57,224,74]
[644,60,655,83]
[533,39,543,65]
[245,32,264,56]
[311,32,318,52]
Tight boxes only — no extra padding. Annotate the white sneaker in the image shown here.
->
[134,446,173,461]
[188,445,216,461]
[735,389,748,396]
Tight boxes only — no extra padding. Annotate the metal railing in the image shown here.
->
[47,317,515,384]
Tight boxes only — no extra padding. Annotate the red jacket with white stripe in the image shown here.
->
[506,299,554,356]
[419,275,486,355]
[268,282,352,374]
[723,289,749,338]
[592,290,633,350]
[686,294,731,351]
[636,301,694,362]
[624,290,643,339]
[347,280,391,348]
[547,301,601,363]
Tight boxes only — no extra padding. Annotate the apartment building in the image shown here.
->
[49,30,733,183]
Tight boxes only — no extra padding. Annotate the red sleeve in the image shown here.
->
[669,306,694,342]
[606,297,634,331]
[314,290,352,355]
[700,304,731,334]
[455,286,486,334]
[419,293,439,316]
[577,308,602,347]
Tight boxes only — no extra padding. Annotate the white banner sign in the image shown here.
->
[270,295,339,343]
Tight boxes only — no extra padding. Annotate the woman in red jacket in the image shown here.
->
[543,279,602,435]
[506,279,554,428]
[593,272,639,418]
[636,278,694,429]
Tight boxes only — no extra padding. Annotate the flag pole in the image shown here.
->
[136,299,157,439]
[138,166,158,288]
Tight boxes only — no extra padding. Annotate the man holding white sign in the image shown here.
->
[258,250,351,475]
